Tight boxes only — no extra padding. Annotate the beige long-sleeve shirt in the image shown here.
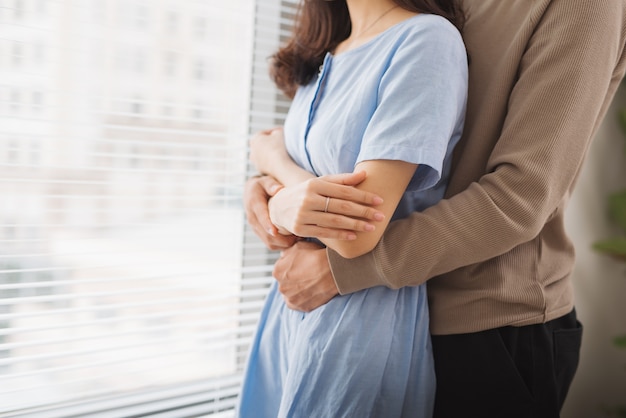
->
[328,0,626,335]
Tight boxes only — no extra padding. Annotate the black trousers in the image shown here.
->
[432,309,582,418]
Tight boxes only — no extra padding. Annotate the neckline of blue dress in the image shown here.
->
[329,13,425,60]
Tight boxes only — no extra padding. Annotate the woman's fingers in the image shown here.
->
[290,212,376,236]
[288,224,359,241]
[247,176,282,234]
[266,174,387,239]
[311,195,385,222]
[323,197,385,221]
[304,179,384,221]
[319,171,367,186]
[314,174,384,207]
[244,176,296,250]
[289,198,382,237]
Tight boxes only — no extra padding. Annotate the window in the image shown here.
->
[0,0,295,416]
[166,11,178,34]
[163,51,178,78]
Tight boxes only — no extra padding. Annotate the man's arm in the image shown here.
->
[328,0,626,293]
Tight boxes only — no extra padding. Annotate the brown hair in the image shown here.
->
[271,0,465,98]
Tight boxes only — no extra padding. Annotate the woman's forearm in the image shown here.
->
[269,156,315,187]
[268,171,385,241]
[269,160,415,259]
[249,127,386,243]
[249,127,314,185]
[317,160,415,258]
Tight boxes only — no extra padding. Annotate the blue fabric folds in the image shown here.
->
[238,282,435,418]
[237,13,467,418]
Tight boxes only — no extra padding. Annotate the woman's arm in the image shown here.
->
[262,158,416,259]
[320,159,416,258]
[250,127,416,257]
[249,128,387,241]
[249,127,314,186]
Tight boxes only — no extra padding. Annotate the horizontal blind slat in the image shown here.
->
[0,0,289,415]
[0,296,269,324]
[0,377,243,418]
[0,337,256,384]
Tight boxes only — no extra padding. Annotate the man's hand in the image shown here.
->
[273,241,339,312]
[244,175,298,250]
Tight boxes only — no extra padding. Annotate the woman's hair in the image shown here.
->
[271,0,465,98]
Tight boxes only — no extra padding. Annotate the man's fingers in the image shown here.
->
[273,241,338,312]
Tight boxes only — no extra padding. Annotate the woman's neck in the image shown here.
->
[335,1,417,55]
[345,0,398,36]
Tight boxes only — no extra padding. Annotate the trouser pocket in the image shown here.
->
[553,319,583,407]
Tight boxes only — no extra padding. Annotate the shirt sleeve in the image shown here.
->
[329,0,626,293]
[356,17,468,192]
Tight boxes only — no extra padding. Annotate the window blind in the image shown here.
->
[0,0,297,416]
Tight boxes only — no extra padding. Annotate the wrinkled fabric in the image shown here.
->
[238,283,434,418]
[237,13,467,418]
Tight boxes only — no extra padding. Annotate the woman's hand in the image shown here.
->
[244,175,299,250]
[248,128,385,242]
[249,127,290,178]
[268,171,385,240]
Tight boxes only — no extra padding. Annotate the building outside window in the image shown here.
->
[0,0,294,416]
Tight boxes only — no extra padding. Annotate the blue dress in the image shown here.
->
[238,14,467,418]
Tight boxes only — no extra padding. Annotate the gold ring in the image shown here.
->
[324,196,331,213]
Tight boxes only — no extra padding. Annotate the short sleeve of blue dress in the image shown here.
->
[237,14,468,418]
[284,13,467,216]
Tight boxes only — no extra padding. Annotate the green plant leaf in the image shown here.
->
[614,335,626,349]
[593,238,626,261]
[608,191,626,232]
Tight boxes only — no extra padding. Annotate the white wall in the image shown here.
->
[563,86,626,418]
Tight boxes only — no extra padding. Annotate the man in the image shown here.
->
[245,0,626,416]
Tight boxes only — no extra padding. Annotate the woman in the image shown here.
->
[237,0,467,416]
